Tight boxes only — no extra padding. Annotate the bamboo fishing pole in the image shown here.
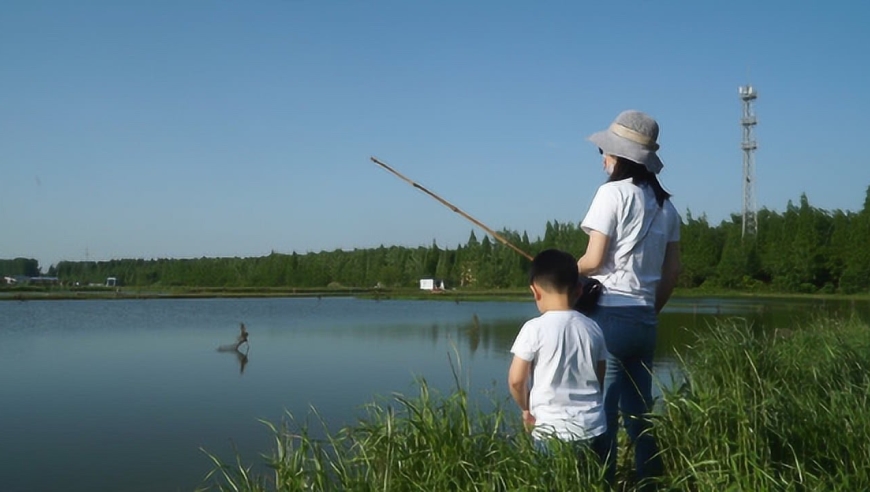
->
[370,156,533,262]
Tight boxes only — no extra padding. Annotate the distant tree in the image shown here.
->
[840,186,870,293]
[713,220,747,289]
[0,258,40,277]
[679,211,724,288]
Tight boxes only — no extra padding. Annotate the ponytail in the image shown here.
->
[608,157,671,207]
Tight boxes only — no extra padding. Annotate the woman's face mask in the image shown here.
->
[602,152,617,176]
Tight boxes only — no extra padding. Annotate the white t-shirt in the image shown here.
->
[510,310,607,440]
[581,179,681,307]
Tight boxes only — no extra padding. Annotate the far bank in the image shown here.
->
[4,285,870,303]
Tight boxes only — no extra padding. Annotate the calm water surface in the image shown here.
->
[1,296,868,492]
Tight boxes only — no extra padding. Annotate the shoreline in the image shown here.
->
[2,287,869,302]
[0,287,528,302]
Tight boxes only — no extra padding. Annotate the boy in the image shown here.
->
[508,249,608,461]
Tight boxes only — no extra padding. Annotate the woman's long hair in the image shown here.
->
[609,157,671,207]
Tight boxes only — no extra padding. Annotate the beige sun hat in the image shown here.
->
[588,110,664,174]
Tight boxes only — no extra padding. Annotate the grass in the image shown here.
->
[200,316,870,491]
[0,285,534,302]
[0,286,377,301]
[656,316,870,490]
[5,284,870,303]
[199,382,606,491]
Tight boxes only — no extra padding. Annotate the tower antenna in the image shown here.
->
[739,83,758,238]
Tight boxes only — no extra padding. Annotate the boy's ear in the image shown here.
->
[529,283,543,301]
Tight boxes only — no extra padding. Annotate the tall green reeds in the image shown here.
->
[657,316,870,491]
[200,378,606,491]
[201,316,870,491]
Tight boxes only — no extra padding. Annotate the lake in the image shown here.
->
[1,296,868,492]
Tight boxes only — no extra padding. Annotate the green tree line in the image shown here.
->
[6,187,870,294]
[0,258,40,278]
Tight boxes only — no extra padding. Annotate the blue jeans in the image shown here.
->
[591,305,663,488]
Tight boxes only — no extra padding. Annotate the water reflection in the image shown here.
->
[216,322,251,374]
[216,345,250,374]
[467,313,480,353]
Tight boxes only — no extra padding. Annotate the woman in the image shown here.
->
[577,110,681,488]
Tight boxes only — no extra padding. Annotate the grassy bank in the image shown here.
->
[5,284,870,303]
[198,316,870,491]
[0,286,379,301]
[0,286,532,302]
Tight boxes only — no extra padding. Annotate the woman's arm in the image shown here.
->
[655,241,681,314]
[577,230,609,275]
[595,360,606,390]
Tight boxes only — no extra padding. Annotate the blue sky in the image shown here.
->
[3,1,869,270]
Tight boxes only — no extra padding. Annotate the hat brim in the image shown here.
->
[588,130,663,174]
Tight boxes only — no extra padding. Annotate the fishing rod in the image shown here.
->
[370,156,602,312]
[369,156,533,262]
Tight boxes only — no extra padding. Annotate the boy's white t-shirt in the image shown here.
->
[510,310,607,441]
[581,179,681,307]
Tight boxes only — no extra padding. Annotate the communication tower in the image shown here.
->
[739,85,758,237]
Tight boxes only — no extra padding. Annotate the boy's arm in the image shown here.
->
[508,356,535,428]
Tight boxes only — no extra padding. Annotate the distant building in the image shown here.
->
[106,277,117,287]
[419,278,446,291]
[29,276,59,285]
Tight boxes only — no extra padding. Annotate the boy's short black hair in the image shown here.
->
[529,249,578,294]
